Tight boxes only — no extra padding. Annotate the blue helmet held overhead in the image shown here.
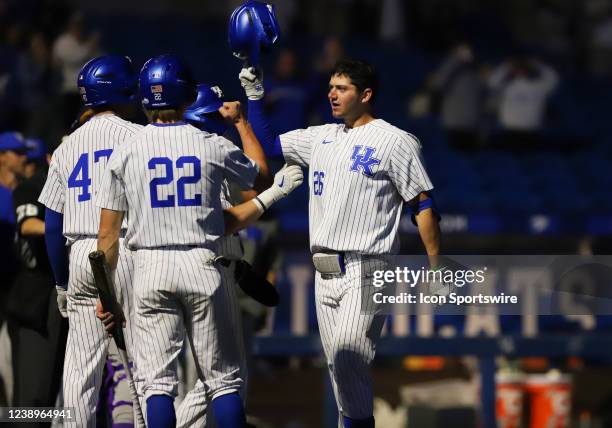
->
[228,1,280,66]
[184,84,228,135]
[139,54,196,110]
[77,55,137,108]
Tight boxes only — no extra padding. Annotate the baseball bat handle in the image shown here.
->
[89,250,127,349]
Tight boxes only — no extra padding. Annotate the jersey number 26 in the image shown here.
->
[313,170,325,196]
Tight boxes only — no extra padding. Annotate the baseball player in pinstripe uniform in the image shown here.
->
[95,54,302,428]
[239,59,442,427]
[175,83,248,427]
[38,55,142,427]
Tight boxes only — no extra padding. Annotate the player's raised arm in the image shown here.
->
[184,83,272,196]
[218,100,272,193]
[229,0,282,158]
[238,67,283,157]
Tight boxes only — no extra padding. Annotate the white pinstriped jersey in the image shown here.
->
[217,180,244,260]
[279,118,433,255]
[38,114,143,243]
[95,122,258,250]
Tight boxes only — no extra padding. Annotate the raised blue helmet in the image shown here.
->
[139,54,196,110]
[185,84,228,135]
[228,0,280,66]
[77,55,137,107]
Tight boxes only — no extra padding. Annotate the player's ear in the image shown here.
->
[361,88,373,104]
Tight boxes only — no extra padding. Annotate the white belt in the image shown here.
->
[312,253,346,275]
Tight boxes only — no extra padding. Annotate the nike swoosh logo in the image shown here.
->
[321,140,333,144]
[279,177,285,187]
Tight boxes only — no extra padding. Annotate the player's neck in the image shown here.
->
[93,110,116,117]
[344,112,375,129]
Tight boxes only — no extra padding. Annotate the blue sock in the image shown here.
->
[211,392,245,428]
[146,395,176,428]
[343,415,375,428]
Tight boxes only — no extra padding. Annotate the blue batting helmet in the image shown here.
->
[25,138,47,161]
[184,84,228,135]
[139,54,196,110]
[0,132,27,153]
[77,55,137,108]
[228,1,280,66]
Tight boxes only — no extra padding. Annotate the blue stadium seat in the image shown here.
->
[492,194,543,214]
[539,189,590,214]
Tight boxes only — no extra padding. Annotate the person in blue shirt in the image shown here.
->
[0,131,26,406]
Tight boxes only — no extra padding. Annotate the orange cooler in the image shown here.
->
[525,373,572,428]
[496,372,524,428]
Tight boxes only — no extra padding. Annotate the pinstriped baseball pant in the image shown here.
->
[63,238,136,427]
[175,261,247,428]
[315,254,391,421]
[132,247,244,406]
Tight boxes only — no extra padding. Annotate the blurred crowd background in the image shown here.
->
[1,0,612,247]
[2,0,612,427]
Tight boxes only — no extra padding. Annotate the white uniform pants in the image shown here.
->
[132,248,243,405]
[63,238,136,427]
[315,254,390,420]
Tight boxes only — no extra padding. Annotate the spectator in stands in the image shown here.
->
[0,22,26,131]
[266,48,309,134]
[588,10,612,74]
[487,55,559,148]
[428,42,486,150]
[309,36,346,124]
[13,33,62,145]
[52,12,100,132]
[313,36,346,80]
[379,0,406,45]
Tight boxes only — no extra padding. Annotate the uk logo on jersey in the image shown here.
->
[350,145,380,177]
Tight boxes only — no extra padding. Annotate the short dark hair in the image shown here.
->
[331,59,378,98]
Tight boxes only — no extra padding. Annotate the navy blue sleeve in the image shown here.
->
[247,99,282,158]
[45,207,69,289]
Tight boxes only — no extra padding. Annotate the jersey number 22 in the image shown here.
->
[149,156,202,208]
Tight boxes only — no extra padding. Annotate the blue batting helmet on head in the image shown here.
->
[228,1,280,66]
[184,84,228,135]
[25,138,47,161]
[77,55,137,108]
[139,54,196,110]
[0,132,27,153]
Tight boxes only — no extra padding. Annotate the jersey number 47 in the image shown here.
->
[68,150,113,202]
